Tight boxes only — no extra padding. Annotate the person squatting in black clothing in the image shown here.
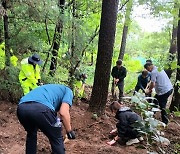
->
[107,101,143,146]
[134,70,151,96]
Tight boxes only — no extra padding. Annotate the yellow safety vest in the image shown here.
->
[0,42,18,68]
[74,80,85,98]
[19,58,41,95]
[0,42,5,69]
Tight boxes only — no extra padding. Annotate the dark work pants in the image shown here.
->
[133,86,144,95]
[135,86,142,93]
[154,89,173,124]
[117,81,124,100]
[124,128,139,140]
[117,126,139,141]
[17,102,65,154]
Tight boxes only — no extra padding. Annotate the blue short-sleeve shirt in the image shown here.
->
[19,84,73,111]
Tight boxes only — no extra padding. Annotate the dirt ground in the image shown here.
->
[0,95,179,153]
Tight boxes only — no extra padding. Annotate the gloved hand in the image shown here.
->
[67,131,76,139]
[37,82,43,86]
[39,82,43,86]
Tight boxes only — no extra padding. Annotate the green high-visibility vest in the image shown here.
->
[0,42,18,68]
[19,58,41,95]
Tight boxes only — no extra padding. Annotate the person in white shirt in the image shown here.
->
[144,62,173,124]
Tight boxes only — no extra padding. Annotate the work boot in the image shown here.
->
[126,138,140,146]
[138,136,144,141]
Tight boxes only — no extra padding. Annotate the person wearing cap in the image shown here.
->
[111,59,127,100]
[17,84,76,154]
[19,53,43,95]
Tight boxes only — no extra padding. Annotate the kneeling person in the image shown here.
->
[107,101,142,146]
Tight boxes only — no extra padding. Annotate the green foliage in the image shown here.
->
[0,66,22,103]
[124,72,138,93]
[0,0,178,109]
[124,54,143,72]
[130,93,169,148]
[41,65,69,85]
[174,143,180,153]
[80,64,95,86]
[126,31,170,59]
[173,107,180,117]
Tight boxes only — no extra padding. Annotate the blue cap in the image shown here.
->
[28,53,43,65]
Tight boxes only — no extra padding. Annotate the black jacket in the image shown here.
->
[111,66,127,82]
[115,107,141,138]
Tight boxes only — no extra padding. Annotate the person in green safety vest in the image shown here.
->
[19,53,43,95]
[0,42,5,69]
[10,49,18,66]
[0,42,18,69]
[74,72,87,99]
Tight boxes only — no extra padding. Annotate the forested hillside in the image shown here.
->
[0,0,180,153]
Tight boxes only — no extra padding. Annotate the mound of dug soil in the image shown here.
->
[0,100,179,154]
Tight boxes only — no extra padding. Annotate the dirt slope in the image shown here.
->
[0,100,179,154]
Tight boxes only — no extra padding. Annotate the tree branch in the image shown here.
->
[119,0,130,11]
[73,25,99,73]
[44,17,51,45]
[42,29,57,72]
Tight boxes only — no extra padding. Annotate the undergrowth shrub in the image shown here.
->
[0,66,22,103]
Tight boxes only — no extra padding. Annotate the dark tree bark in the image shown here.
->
[170,9,180,111]
[2,0,10,66]
[118,25,128,60]
[89,0,119,115]
[49,0,65,76]
[165,26,177,78]
[118,0,133,60]
[68,0,76,89]
[45,18,51,45]
[165,2,178,78]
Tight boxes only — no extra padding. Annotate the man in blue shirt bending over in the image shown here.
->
[17,84,75,154]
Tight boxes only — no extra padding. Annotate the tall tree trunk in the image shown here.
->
[118,0,133,60]
[170,8,180,111]
[49,0,65,76]
[2,0,10,66]
[68,0,76,89]
[165,1,178,78]
[89,0,119,116]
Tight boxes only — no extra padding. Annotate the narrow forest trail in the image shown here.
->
[0,97,179,154]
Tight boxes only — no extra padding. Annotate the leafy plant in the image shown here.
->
[173,107,180,117]
[129,92,170,153]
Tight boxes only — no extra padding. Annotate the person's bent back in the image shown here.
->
[17,84,75,154]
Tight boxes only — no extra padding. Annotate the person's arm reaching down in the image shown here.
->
[146,81,155,94]
[59,103,75,139]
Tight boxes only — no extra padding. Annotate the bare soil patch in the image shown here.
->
[0,99,179,154]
